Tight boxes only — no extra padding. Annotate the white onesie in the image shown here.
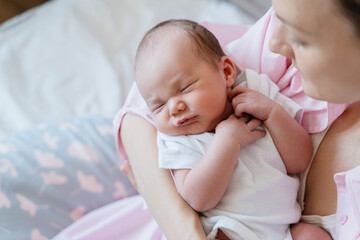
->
[158,69,303,240]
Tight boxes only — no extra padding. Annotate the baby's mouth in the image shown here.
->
[177,116,198,126]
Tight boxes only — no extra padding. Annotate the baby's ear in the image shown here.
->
[220,56,236,88]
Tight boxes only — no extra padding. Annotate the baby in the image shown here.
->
[134,19,332,240]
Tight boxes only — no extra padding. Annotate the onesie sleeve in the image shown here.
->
[157,132,206,170]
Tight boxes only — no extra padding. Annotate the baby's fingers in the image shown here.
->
[251,129,266,140]
[229,85,250,100]
[247,118,262,130]
[227,114,238,120]
[237,114,250,123]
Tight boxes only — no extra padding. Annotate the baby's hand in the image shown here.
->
[230,86,277,121]
[215,114,266,148]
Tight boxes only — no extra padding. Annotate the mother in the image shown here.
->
[120,0,360,239]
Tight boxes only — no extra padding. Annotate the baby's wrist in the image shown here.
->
[214,130,241,150]
[264,102,281,123]
[221,133,242,153]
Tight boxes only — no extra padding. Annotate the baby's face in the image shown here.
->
[136,31,233,136]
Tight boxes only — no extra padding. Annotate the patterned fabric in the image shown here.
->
[0,115,137,240]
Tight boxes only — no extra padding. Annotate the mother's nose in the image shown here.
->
[269,24,295,59]
[169,98,186,116]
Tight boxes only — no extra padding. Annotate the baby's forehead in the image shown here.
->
[144,27,190,51]
[136,27,193,67]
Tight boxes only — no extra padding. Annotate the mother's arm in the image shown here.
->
[121,114,207,240]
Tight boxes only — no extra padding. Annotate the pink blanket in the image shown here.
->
[53,195,164,240]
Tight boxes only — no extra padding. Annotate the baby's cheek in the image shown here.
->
[152,116,165,131]
[154,117,174,135]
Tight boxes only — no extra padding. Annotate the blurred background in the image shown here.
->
[0,0,271,24]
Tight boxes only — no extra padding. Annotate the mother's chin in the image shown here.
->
[301,77,352,104]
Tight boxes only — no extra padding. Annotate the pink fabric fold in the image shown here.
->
[53,195,165,240]
[113,83,154,163]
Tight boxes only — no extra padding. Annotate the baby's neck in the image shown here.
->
[223,98,235,119]
[209,99,234,133]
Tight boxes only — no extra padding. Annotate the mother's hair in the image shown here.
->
[337,0,360,36]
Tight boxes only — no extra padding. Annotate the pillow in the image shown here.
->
[0,115,137,239]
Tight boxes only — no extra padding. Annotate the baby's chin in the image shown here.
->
[159,125,215,136]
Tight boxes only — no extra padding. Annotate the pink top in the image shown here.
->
[113,8,347,162]
[334,166,360,239]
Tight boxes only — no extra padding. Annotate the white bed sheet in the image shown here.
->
[0,0,257,136]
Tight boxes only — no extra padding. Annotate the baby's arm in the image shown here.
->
[173,115,265,212]
[231,86,312,174]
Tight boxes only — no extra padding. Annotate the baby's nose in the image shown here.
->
[169,100,186,116]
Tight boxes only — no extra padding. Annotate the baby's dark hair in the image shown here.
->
[135,19,226,70]
[336,0,360,36]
